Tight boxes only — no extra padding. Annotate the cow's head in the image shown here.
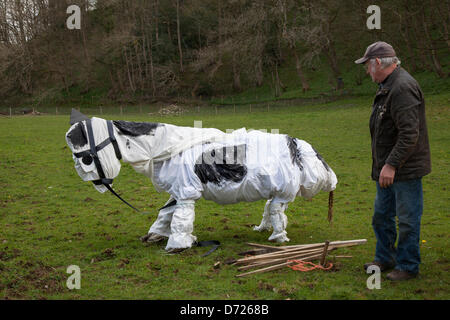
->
[65,109,122,193]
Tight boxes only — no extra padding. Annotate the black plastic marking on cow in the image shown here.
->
[67,122,88,148]
[113,120,161,137]
[312,146,330,171]
[194,145,247,185]
[158,199,177,211]
[286,135,303,170]
[81,155,93,165]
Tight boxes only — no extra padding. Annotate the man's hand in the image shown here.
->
[379,163,396,188]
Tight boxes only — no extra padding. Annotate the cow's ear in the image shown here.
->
[70,108,90,125]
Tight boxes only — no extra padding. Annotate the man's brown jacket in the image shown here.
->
[369,67,431,181]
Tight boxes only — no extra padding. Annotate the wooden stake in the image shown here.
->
[320,240,330,266]
[235,247,321,265]
[246,243,284,251]
[236,261,293,277]
[236,253,323,277]
[237,252,325,271]
[234,239,366,277]
[235,247,326,265]
[281,239,367,249]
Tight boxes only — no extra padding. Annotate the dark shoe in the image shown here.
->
[166,247,187,254]
[140,233,167,243]
[364,261,395,272]
[386,269,418,281]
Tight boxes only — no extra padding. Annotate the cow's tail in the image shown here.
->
[327,191,334,224]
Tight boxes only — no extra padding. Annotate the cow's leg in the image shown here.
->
[267,200,290,243]
[165,200,197,253]
[253,199,272,232]
[141,196,176,243]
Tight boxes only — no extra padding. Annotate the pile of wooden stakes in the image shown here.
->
[232,239,367,277]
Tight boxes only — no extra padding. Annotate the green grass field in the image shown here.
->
[0,93,449,300]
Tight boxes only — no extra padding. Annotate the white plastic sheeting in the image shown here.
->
[150,129,337,204]
[66,117,122,193]
[66,117,338,250]
[146,129,337,249]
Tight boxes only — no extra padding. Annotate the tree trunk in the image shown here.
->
[255,57,264,87]
[275,63,286,92]
[155,0,159,42]
[217,0,222,63]
[410,11,431,71]
[293,49,309,92]
[176,0,183,73]
[148,34,156,97]
[134,42,144,91]
[403,14,417,73]
[124,47,135,92]
[232,52,241,92]
[324,39,341,86]
[421,11,445,78]
[271,69,279,97]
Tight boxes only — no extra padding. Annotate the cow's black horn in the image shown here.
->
[70,108,90,125]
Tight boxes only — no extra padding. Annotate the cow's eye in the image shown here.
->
[82,155,93,165]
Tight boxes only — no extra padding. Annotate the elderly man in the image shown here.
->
[355,41,431,281]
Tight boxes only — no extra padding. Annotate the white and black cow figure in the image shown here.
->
[65,109,337,253]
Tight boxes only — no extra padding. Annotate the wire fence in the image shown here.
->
[0,95,344,118]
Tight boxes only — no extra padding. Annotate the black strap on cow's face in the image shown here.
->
[73,119,140,213]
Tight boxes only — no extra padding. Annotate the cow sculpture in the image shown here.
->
[65,109,337,253]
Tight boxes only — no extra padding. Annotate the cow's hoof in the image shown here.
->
[140,233,167,243]
[253,225,271,232]
[268,234,290,243]
[166,247,187,254]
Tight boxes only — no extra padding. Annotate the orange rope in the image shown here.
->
[287,259,333,272]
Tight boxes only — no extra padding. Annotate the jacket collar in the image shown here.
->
[376,66,401,95]
[379,66,401,90]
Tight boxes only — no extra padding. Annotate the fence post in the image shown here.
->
[120,106,123,116]
[56,106,58,114]
[100,106,102,115]
[234,104,236,114]
[9,107,12,118]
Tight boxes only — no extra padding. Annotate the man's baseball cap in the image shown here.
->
[355,41,396,64]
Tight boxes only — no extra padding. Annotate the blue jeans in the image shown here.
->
[372,178,423,274]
